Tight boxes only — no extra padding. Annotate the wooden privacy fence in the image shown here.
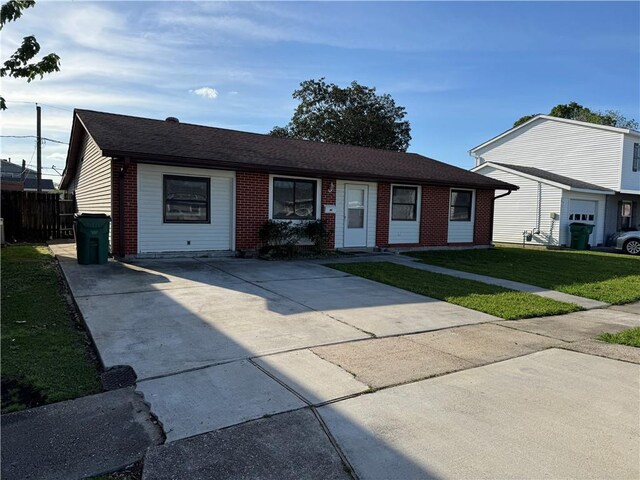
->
[1,191,76,242]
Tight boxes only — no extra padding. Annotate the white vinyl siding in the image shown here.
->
[447,188,475,243]
[334,180,377,248]
[475,166,563,246]
[474,117,623,191]
[69,132,111,217]
[388,185,421,244]
[620,135,640,193]
[137,164,234,253]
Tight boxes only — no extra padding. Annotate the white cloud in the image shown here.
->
[190,87,219,99]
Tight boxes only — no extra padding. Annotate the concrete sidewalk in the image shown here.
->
[317,253,609,310]
[1,388,163,480]
[319,349,639,479]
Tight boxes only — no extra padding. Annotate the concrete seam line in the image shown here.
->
[253,274,351,283]
[137,319,513,384]
[192,257,377,338]
[309,406,360,480]
[491,321,572,343]
[72,283,207,299]
[555,344,640,366]
[248,358,312,406]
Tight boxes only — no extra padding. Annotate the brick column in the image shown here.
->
[376,182,390,248]
[321,178,337,249]
[474,189,494,245]
[235,172,269,252]
[111,159,138,257]
[421,186,449,246]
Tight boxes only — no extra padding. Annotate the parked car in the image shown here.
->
[614,230,640,255]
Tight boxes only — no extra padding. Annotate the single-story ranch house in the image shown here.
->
[60,110,517,258]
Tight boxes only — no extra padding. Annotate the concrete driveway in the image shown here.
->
[56,250,496,381]
[50,244,639,478]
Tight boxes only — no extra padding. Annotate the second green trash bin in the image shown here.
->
[569,222,594,250]
[75,213,111,265]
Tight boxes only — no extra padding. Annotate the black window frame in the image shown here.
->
[271,177,318,220]
[163,174,211,224]
[633,143,640,172]
[391,186,418,221]
[449,189,473,222]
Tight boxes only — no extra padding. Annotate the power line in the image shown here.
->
[1,135,69,145]
[4,100,73,112]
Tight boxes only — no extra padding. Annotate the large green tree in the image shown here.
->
[0,0,61,110]
[514,102,638,129]
[270,78,411,151]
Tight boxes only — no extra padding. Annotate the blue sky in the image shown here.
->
[2,1,639,185]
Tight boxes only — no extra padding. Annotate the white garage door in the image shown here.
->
[568,199,597,245]
[138,164,234,254]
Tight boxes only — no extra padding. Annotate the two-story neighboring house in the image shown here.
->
[469,115,640,247]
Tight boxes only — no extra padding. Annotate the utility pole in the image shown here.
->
[36,104,42,192]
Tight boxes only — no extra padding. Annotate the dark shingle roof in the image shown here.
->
[492,163,613,192]
[65,109,516,191]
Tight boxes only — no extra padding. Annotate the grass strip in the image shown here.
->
[1,245,101,413]
[406,247,640,305]
[598,327,640,348]
[329,261,581,320]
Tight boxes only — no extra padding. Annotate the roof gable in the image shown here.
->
[470,115,639,154]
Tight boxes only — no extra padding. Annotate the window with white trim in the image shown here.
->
[450,189,473,221]
[272,177,317,220]
[633,143,639,172]
[391,186,418,221]
[163,175,210,223]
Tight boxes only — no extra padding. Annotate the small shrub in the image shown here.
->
[258,219,327,257]
[258,220,300,257]
[299,220,326,252]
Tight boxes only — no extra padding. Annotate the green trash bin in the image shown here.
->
[569,222,594,250]
[75,214,111,265]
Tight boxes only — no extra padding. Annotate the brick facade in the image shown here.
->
[112,165,495,256]
[375,185,495,249]
[111,159,138,257]
[321,178,337,249]
[235,171,270,251]
[419,186,450,246]
[376,182,391,247]
[474,188,494,245]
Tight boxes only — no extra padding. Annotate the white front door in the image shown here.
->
[344,184,368,247]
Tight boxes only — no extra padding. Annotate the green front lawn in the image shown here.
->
[598,327,640,348]
[329,262,581,320]
[1,245,101,413]
[407,247,640,305]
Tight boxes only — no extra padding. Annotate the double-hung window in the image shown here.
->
[163,175,210,223]
[450,189,473,221]
[391,186,418,221]
[272,177,317,220]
